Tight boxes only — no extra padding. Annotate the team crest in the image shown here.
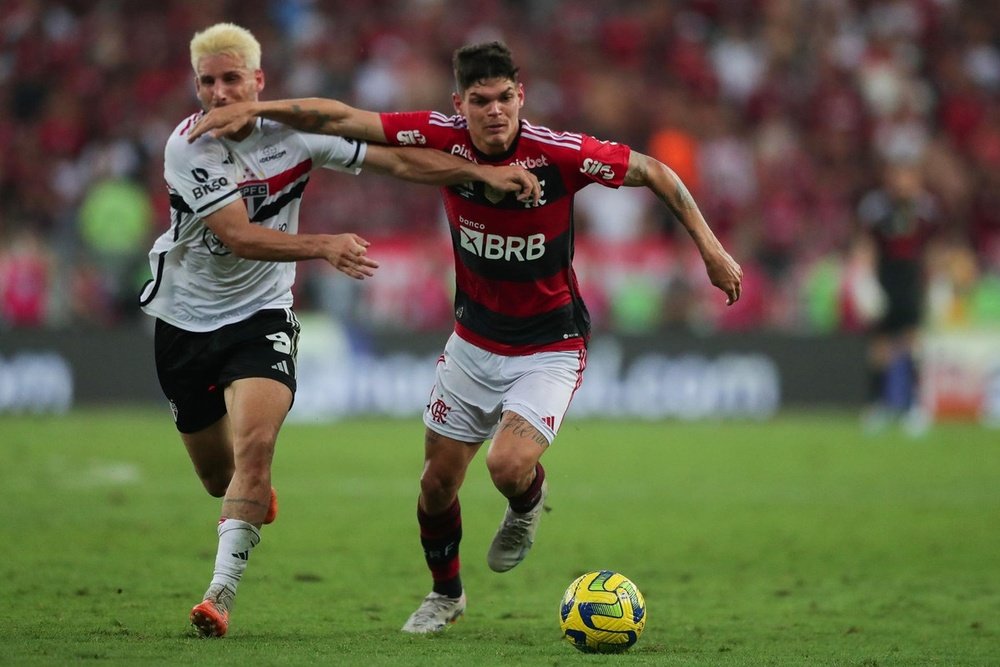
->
[240,182,269,220]
[484,184,506,204]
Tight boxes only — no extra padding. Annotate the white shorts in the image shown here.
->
[423,333,587,444]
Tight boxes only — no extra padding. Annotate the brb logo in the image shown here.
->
[396,130,426,145]
[459,217,545,261]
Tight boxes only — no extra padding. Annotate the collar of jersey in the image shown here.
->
[470,121,524,163]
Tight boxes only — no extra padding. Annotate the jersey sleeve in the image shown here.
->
[164,133,242,217]
[574,135,632,190]
[298,133,367,174]
[379,111,455,150]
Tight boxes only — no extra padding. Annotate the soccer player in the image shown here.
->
[188,41,742,634]
[857,160,938,435]
[141,26,540,639]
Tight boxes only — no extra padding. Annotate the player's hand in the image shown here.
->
[482,166,541,205]
[323,233,380,280]
[704,249,743,306]
[187,102,258,142]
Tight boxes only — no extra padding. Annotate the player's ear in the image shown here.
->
[517,82,525,109]
[255,69,265,94]
[452,91,463,115]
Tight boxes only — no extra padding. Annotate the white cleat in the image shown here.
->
[401,591,467,634]
[487,480,548,572]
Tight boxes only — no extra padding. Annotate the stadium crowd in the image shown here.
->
[0,0,998,333]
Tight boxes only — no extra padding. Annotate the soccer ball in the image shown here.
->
[558,570,646,653]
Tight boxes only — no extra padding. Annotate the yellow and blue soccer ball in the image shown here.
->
[558,570,646,653]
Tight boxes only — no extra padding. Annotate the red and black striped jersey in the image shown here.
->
[380,111,631,355]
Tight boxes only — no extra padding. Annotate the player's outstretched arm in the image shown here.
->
[204,201,379,280]
[624,151,743,305]
[364,144,541,203]
[188,98,387,143]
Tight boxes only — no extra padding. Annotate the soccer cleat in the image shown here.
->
[263,486,278,525]
[190,583,235,638]
[487,480,548,572]
[401,591,467,634]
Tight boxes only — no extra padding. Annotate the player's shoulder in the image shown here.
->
[426,111,467,130]
[258,117,340,152]
[519,120,586,150]
[165,112,224,161]
[379,110,462,147]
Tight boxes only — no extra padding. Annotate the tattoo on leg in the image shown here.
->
[499,413,549,446]
[222,497,268,514]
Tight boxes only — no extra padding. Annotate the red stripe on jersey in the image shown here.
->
[241,159,312,193]
[178,112,201,137]
[453,261,573,317]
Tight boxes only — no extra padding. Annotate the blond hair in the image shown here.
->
[189,22,261,73]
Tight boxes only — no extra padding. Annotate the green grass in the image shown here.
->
[1,409,998,666]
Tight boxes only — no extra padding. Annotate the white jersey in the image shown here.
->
[139,114,368,332]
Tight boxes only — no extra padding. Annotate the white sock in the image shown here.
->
[210,518,261,591]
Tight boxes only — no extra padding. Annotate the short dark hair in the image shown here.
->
[452,41,520,92]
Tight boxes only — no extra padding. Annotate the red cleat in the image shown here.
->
[264,486,278,525]
[190,596,230,638]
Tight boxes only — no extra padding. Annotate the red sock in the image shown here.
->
[418,499,463,598]
[508,463,545,513]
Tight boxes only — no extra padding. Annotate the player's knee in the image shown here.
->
[419,469,461,506]
[486,455,534,497]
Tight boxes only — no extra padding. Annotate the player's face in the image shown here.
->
[454,78,524,156]
[194,53,264,113]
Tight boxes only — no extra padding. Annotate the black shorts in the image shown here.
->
[876,259,923,334]
[154,309,301,433]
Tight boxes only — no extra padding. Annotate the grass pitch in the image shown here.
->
[1,409,998,666]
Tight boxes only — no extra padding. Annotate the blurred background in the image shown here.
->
[1,0,998,422]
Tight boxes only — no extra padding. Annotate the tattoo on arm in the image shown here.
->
[627,154,698,216]
[669,172,697,211]
[289,104,335,132]
[650,169,698,219]
[498,413,549,446]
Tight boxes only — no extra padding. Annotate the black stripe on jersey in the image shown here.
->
[138,251,166,306]
[450,226,571,282]
[169,192,193,214]
[454,290,589,346]
[344,139,362,169]
[250,179,308,222]
[141,205,187,306]
[195,189,239,214]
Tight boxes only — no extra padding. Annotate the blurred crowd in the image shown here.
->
[1,0,998,333]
